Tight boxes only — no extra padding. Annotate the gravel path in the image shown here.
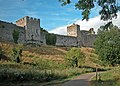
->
[62,73,95,86]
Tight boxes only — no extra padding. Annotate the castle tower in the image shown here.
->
[67,24,80,37]
[16,16,41,44]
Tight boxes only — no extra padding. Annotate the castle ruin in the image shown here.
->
[0,16,97,47]
[56,24,97,47]
[0,16,45,45]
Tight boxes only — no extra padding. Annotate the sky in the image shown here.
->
[0,0,120,35]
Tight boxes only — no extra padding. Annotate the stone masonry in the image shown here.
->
[0,16,97,47]
[56,24,97,47]
[0,16,45,45]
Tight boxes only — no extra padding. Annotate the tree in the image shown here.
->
[59,0,120,21]
[11,45,23,63]
[45,33,56,45]
[41,27,56,45]
[65,48,85,67]
[94,26,120,66]
[12,29,19,44]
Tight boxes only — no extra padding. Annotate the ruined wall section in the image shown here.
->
[16,16,42,44]
[40,32,46,45]
[16,16,27,27]
[83,34,97,47]
[56,35,78,47]
[78,30,97,47]
[0,21,25,43]
[67,24,80,37]
[26,17,41,43]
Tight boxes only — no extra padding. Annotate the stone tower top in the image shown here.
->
[67,24,80,37]
[16,16,41,44]
[16,16,40,28]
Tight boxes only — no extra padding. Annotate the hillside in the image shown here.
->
[0,41,101,67]
[0,41,104,85]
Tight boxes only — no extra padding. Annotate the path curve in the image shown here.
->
[62,72,95,86]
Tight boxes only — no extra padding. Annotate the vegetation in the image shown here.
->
[45,33,56,45]
[90,66,120,86]
[65,47,85,67]
[94,26,120,66]
[0,41,102,85]
[11,47,23,63]
[41,28,56,45]
[59,0,120,21]
[1,39,119,85]
[12,29,19,44]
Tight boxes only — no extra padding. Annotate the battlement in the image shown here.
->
[16,16,40,27]
[25,16,40,22]
[67,24,80,37]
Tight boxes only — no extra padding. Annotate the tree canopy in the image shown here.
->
[94,25,120,66]
[59,0,120,21]
[65,48,85,67]
[12,29,19,44]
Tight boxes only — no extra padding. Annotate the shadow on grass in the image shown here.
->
[79,66,110,72]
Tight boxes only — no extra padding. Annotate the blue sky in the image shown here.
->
[0,0,99,29]
[0,0,120,34]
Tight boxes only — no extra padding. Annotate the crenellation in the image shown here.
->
[1,16,45,45]
[0,16,97,47]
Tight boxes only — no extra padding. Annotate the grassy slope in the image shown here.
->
[90,66,120,86]
[0,41,106,85]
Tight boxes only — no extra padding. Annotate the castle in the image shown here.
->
[0,16,97,47]
[0,16,45,45]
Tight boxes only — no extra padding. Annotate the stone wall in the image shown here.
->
[0,18,97,47]
[56,35,78,47]
[0,21,25,43]
[82,34,97,47]
[40,32,46,45]
[16,16,41,44]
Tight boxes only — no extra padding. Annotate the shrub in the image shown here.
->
[12,29,19,44]
[65,48,85,67]
[11,45,23,63]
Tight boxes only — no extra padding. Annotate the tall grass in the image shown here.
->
[90,66,120,86]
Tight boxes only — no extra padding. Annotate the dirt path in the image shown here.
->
[62,72,95,86]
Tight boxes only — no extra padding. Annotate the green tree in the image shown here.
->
[45,33,56,45]
[59,0,120,21]
[94,26,120,66]
[11,45,23,63]
[12,29,19,44]
[41,27,56,45]
[65,48,85,67]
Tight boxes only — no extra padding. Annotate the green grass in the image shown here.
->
[0,61,94,85]
[0,41,108,85]
[90,66,120,86]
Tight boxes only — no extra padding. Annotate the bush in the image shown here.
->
[65,48,85,67]
[12,29,19,44]
[94,27,120,66]
[11,45,23,63]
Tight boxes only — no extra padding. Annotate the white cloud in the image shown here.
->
[49,12,120,35]
[49,25,68,35]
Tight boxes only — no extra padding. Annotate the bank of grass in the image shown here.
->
[0,41,105,85]
[0,61,93,85]
[90,66,120,86]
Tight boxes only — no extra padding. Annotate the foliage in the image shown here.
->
[91,66,120,86]
[41,28,56,45]
[11,45,23,63]
[12,29,19,44]
[0,46,4,57]
[94,26,120,66]
[65,48,85,67]
[59,0,120,21]
[0,62,93,84]
[45,33,56,45]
